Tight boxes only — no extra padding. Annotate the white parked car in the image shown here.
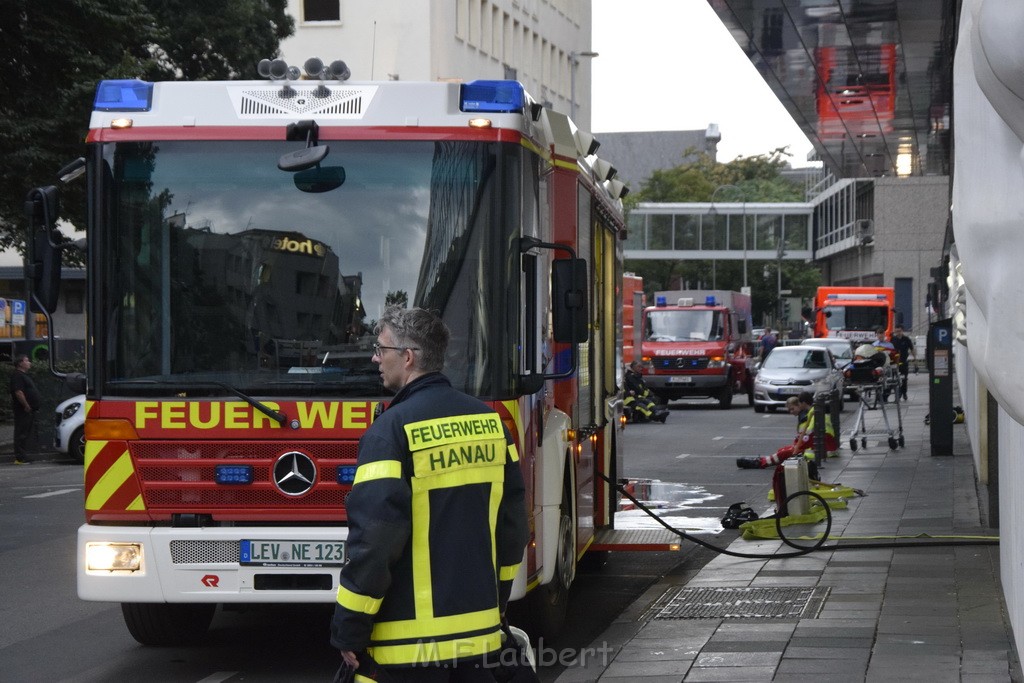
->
[54,394,86,462]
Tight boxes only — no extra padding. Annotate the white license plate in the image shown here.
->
[667,376,693,384]
[240,540,346,567]
[777,387,803,394]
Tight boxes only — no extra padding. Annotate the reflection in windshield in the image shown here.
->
[644,310,722,342]
[99,139,514,398]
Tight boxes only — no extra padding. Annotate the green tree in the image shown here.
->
[625,149,819,324]
[0,0,294,252]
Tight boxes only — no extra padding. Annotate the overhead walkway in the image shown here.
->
[624,201,814,262]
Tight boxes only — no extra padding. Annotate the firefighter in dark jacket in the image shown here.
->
[330,306,529,680]
[624,361,668,423]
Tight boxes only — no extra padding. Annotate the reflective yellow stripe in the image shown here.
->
[369,631,503,664]
[501,399,525,445]
[520,137,549,161]
[411,470,433,620]
[411,465,504,492]
[85,451,134,511]
[354,675,375,683]
[336,585,383,615]
[507,442,520,463]
[499,563,520,581]
[353,459,402,485]
[372,606,501,640]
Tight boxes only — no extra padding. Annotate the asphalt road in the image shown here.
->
[0,396,806,682]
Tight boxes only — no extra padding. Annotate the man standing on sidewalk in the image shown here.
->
[10,354,41,464]
[891,325,916,401]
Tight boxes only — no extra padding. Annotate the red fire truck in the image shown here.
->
[25,62,678,645]
[638,290,756,409]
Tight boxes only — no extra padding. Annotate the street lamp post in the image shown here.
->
[776,226,785,324]
[569,51,599,122]
[710,184,748,288]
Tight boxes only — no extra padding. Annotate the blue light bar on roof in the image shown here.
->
[460,80,524,113]
[94,80,154,112]
[705,296,717,306]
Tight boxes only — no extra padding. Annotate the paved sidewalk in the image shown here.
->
[557,372,1021,682]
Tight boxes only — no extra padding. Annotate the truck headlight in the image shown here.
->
[86,542,142,572]
[707,358,727,369]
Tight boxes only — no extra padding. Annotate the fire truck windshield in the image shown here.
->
[644,310,723,342]
[94,139,518,399]
[823,305,888,332]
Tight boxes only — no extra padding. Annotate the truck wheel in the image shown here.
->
[526,479,575,641]
[718,377,734,409]
[121,603,216,646]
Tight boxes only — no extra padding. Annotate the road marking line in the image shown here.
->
[713,436,724,440]
[197,674,239,683]
[676,454,690,459]
[741,425,751,429]
[25,488,79,499]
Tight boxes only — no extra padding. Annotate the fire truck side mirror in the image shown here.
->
[24,185,62,313]
[552,258,589,344]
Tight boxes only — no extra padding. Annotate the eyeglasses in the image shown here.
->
[373,343,420,355]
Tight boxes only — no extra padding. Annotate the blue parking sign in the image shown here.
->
[11,299,25,326]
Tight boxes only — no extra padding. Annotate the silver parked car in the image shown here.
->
[753,345,844,413]
[800,337,857,400]
[799,337,854,368]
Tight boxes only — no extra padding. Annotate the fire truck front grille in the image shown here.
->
[170,540,240,564]
[653,357,709,371]
[129,441,356,514]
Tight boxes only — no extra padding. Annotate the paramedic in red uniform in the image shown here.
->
[330,306,529,681]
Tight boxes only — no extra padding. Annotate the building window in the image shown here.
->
[304,0,340,23]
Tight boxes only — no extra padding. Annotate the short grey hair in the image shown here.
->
[375,306,449,373]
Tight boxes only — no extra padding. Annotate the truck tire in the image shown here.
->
[121,603,216,646]
[525,473,575,641]
[718,376,734,409]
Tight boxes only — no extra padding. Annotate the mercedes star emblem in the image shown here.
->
[273,451,318,496]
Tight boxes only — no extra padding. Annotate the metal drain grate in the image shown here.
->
[653,586,830,619]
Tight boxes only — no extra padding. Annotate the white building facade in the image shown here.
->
[279,0,595,128]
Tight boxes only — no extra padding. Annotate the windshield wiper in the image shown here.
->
[108,378,288,426]
[208,381,287,426]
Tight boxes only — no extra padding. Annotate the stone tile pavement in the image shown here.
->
[557,372,1022,682]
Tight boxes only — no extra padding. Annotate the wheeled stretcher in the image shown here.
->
[844,362,904,451]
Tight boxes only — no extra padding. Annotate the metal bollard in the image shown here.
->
[813,391,828,469]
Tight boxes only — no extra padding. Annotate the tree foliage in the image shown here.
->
[624,149,820,325]
[0,0,294,252]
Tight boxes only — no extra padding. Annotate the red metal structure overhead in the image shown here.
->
[708,0,956,179]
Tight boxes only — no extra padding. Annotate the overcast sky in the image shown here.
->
[591,0,815,167]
